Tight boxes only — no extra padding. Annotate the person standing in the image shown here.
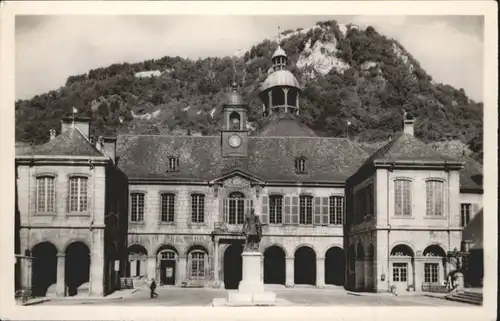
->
[150,279,158,298]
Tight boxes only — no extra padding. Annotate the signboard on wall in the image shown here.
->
[114,260,120,271]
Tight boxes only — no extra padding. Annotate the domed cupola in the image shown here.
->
[259,41,301,117]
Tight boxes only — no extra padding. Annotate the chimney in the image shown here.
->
[49,129,56,140]
[95,136,104,153]
[102,136,117,163]
[60,116,91,138]
[403,113,415,136]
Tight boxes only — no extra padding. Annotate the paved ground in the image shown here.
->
[41,286,466,306]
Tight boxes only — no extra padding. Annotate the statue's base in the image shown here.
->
[212,251,277,307]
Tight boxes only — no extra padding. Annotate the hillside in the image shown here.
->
[15,20,483,163]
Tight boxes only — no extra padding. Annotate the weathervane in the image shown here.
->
[277,26,281,44]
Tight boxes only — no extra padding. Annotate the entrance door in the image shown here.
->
[392,262,408,292]
[161,260,176,285]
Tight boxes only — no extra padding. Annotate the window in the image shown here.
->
[269,195,283,224]
[191,194,205,223]
[394,179,412,216]
[130,193,145,222]
[424,263,439,283]
[160,251,175,260]
[392,263,408,282]
[69,176,88,212]
[295,157,306,174]
[167,157,179,172]
[228,192,245,224]
[460,203,471,227]
[426,180,444,216]
[299,195,313,224]
[160,193,175,223]
[190,251,205,278]
[36,176,55,213]
[329,196,343,225]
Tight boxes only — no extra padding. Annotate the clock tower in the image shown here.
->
[221,82,249,158]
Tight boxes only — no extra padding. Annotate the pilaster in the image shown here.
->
[316,256,325,288]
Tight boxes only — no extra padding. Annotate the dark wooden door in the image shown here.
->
[161,260,176,285]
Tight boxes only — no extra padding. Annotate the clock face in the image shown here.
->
[228,134,242,148]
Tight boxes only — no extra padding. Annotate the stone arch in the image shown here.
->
[263,245,286,285]
[264,243,288,257]
[294,246,316,285]
[185,243,211,256]
[422,244,447,257]
[325,246,345,286]
[65,241,91,296]
[292,243,317,256]
[390,244,415,257]
[31,241,58,297]
[127,244,148,278]
[63,238,91,252]
[155,244,179,256]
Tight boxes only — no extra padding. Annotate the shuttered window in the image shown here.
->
[394,179,411,216]
[283,196,291,224]
[299,195,313,225]
[269,195,283,224]
[36,176,55,213]
[160,193,175,222]
[130,193,145,222]
[329,196,343,225]
[69,176,88,213]
[191,194,205,223]
[426,180,444,216]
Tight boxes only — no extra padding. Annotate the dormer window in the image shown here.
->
[295,157,306,174]
[167,156,179,172]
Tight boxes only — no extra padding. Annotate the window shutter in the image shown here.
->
[321,197,329,225]
[284,196,291,224]
[222,198,229,223]
[291,196,299,224]
[66,179,70,213]
[313,197,321,225]
[261,196,268,224]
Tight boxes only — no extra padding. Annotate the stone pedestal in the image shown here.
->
[455,272,464,290]
[214,251,276,306]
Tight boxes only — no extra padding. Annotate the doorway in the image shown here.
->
[264,246,286,285]
[392,262,408,292]
[31,242,58,297]
[223,243,243,289]
[159,250,176,286]
[294,246,316,285]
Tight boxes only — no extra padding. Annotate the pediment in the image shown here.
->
[210,169,265,187]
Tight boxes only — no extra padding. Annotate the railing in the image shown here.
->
[421,283,449,293]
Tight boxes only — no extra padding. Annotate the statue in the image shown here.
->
[241,209,262,252]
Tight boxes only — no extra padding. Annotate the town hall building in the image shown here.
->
[14,45,483,297]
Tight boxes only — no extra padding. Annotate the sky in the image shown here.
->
[15,15,484,101]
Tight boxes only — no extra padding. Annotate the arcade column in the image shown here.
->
[56,253,65,297]
[285,256,294,287]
